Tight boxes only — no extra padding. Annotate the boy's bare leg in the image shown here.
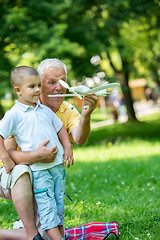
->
[58,225,64,238]
[0,228,27,240]
[11,173,38,240]
[46,226,62,240]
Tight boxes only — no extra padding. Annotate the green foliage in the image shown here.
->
[0,0,159,79]
[0,0,160,117]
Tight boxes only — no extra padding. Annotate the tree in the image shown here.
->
[0,0,159,121]
[63,0,160,121]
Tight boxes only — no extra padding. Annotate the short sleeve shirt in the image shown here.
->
[0,101,64,171]
[0,101,80,167]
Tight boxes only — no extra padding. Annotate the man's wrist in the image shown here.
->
[81,111,91,121]
[28,150,40,164]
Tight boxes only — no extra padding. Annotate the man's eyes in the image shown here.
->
[49,79,66,85]
[48,79,56,84]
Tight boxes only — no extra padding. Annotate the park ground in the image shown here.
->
[0,100,160,240]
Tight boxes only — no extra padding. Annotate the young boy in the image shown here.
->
[0,66,74,240]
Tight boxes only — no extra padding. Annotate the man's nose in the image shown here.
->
[56,81,63,90]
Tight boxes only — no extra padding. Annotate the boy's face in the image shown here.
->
[15,74,41,106]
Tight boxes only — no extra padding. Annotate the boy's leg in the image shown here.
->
[52,165,66,238]
[33,169,64,240]
[46,226,62,240]
[12,203,51,240]
[58,225,64,238]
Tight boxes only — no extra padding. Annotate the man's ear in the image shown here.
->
[14,86,21,96]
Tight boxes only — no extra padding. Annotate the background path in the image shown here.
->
[91,100,160,129]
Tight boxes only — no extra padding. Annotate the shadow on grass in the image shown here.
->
[73,120,160,148]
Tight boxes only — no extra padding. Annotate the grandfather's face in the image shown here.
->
[40,66,67,112]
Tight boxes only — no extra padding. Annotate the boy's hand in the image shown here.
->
[63,147,74,168]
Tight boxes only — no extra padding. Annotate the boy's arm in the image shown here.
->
[58,126,74,168]
[0,136,15,173]
[5,137,58,165]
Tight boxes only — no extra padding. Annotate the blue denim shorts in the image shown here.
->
[32,164,66,231]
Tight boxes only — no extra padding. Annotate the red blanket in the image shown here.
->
[65,221,119,239]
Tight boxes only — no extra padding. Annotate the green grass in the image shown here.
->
[65,139,160,239]
[90,107,113,123]
[87,114,160,147]
[0,106,160,239]
[65,112,160,240]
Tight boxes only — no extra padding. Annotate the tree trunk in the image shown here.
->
[150,59,160,87]
[121,83,137,121]
[107,51,139,122]
[116,72,138,122]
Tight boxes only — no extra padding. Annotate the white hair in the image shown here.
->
[37,58,67,80]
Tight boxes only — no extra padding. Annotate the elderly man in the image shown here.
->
[0,58,97,240]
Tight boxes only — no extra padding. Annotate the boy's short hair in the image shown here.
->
[11,66,39,88]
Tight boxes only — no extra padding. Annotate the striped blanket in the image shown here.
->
[65,221,119,239]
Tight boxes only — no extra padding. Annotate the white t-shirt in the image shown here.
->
[0,101,64,171]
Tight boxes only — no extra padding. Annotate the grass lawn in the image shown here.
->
[0,108,160,239]
[65,139,160,240]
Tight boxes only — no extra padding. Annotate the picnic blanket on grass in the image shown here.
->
[65,221,119,239]
[13,219,119,239]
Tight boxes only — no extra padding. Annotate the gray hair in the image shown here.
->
[37,58,67,80]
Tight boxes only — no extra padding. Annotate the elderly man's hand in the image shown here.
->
[35,140,58,163]
[82,94,98,115]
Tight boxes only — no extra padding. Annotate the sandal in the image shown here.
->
[33,233,44,240]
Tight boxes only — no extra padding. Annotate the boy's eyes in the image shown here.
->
[29,84,41,88]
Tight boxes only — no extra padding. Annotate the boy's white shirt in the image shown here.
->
[0,100,64,171]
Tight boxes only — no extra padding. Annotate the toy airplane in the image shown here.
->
[48,79,120,100]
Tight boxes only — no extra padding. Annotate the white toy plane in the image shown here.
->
[48,79,120,100]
